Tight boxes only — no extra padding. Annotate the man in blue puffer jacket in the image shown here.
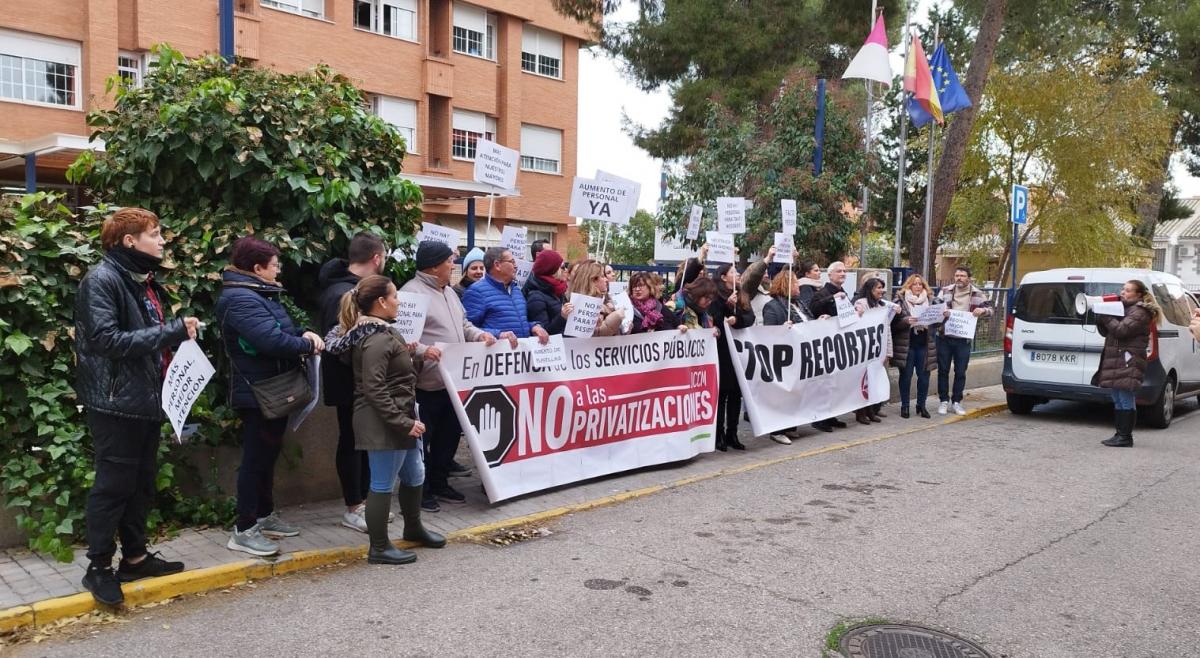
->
[462,247,550,344]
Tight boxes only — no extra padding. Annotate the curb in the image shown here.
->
[0,401,1008,635]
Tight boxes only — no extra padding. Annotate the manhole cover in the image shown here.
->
[840,624,992,658]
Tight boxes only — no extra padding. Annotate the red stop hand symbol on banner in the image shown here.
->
[860,372,870,401]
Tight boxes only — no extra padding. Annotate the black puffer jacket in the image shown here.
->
[523,276,567,335]
[316,258,361,407]
[74,255,189,420]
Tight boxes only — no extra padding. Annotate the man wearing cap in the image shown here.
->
[462,247,551,343]
[402,241,500,509]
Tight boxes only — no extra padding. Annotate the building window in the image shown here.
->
[521,25,562,79]
[354,0,417,41]
[261,0,324,18]
[117,52,144,87]
[1152,248,1166,272]
[520,124,561,174]
[452,2,495,60]
[0,29,80,108]
[451,109,496,160]
[373,95,418,152]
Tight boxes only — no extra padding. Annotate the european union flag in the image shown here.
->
[908,43,972,128]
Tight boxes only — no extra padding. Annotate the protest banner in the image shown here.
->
[569,177,637,225]
[162,340,216,441]
[705,231,735,264]
[564,293,604,337]
[944,310,979,339]
[781,199,797,234]
[915,303,947,326]
[726,308,892,436]
[514,258,534,288]
[391,291,430,343]
[418,222,461,250]
[473,139,519,191]
[716,197,746,233]
[773,232,794,264]
[686,205,703,241]
[501,225,528,257]
[521,334,568,370]
[596,170,641,223]
[836,296,859,327]
[437,331,718,502]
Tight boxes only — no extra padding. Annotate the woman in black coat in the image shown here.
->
[629,271,680,333]
[1093,280,1159,447]
[523,249,573,335]
[216,237,324,558]
[711,264,755,451]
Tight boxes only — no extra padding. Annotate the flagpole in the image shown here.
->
[921,23,939,282]
[892,0,912,269]
[859,0,877,268]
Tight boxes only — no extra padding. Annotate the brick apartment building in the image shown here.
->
[0,0,593,255]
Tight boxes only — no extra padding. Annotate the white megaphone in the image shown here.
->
[1075,293,1119,314]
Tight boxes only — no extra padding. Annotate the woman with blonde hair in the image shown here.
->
[567,259,625,336]
[1093,280,1160,447]
[892,273,939,418]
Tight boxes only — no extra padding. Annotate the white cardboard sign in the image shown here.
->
[915,303,947,326]
[705,231,735,264]
[513,258,534,288]
[608,281,628,296]
[564,293,605,337]
[391,291,430,343]
[716,197,746,234]
[472,138,519,191]
[836,296,859,328]
[501,225,528,257]
[944,310,979,339]
[522,334,568,371]
[686,205,703,241]
[781,199,797,234]
[569,177,636,225]
[596,170,642,223]
[418,222,461,250]
[609,290,635,334]
[772,232,794,264]
[161,340,216,442]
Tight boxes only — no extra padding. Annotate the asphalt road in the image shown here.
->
[11,399,1200,658]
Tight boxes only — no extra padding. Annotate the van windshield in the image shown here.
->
[1014,282,1124,324]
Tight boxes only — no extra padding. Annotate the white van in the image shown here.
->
[1002,268,1200,428]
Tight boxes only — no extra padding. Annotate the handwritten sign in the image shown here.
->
[501,225,528,257]
[915,303,947,326]
[473,139,518,191]
[522,334,568,371]
[161,340,216,442]
[686,205,703,241]
[781,199,797,234]
[836,296,859,328]
[944,310,979,339]
[705,231,735,264]
[716,197,746,234]
[596,170,641,223]
[564,293,604,337]
[419,222,461,250]
[391,291,430,343]
[773,232,794,264]
[514,258,534,288]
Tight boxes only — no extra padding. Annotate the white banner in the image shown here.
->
[716,196,746,234]
[727,309,891,436]
[944,310,979,339]
[781,199,797,234]
[437,332,719,501]
[473,138,519,191]
[391,291,430,343]
[161,340,216,441]
[686,204,703,241]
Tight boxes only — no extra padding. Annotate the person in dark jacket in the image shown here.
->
[891,274,938,419]
[217,237,324,557]
[74,208,198,606]
[679,276,718,330]
[462,247,550,343]
[628,271,680,333]
[336,275,445,564]
[760,269,823,441]
[524,248,573,335]
[807,261,850,430]
[316,232,386,533]
[795,260,824,319]
[1093,280,1160,447]
[711,264,755,451]
[852,277,890,425]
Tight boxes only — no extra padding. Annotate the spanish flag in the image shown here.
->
[903,35,942,126]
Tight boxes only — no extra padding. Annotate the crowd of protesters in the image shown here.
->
[74,207,1012,605]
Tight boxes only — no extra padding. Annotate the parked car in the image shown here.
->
[1002,268,1200,428]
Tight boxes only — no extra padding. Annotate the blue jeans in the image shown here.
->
[937,335,972,403]
[368,440,425,494]
[899,330,930,408]
[1111,389,1136,411]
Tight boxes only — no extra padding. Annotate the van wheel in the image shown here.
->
[1006,393,1037,415]
[1140,377,1175,429]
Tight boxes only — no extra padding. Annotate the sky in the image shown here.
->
[575,5,1200,216]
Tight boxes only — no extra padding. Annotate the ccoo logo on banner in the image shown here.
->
[727,306,893,436]
[437,332,719,502]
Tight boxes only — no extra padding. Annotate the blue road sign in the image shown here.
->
[1011,184,1029,225]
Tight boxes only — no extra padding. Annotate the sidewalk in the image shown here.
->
[0,386,1007,628]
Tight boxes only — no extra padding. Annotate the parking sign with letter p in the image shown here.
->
[1011,184,1029,225]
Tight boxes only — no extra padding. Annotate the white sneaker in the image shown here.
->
[227,524,279,557]
[769,433,793,445]
[341,506,368,533]
[952,402,967,416]
[938,401,949,415]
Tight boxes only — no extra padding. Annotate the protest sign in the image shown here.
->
[288,354,321,432]
[514,258,534,288]
[569,177,637,225]
[418,222,461,250]
[716,197,746,233]
[836,296,859,327]
[686,205,703,241]
[727,308,891,436]
[437,331,718,501]
[705,231,735,264]
[521,334,568,371]
[773,232,794,264]
[596,170,642,223]
[472,139,519,191]
[915,303,947,326]
[781,199,797,234]
[944,310,979,339]
[161,340,216,442]
[610,290,635,334]
[608,281,627,296]
[391,291,430,343]
[501,225,528,257]
[564,293,604,337]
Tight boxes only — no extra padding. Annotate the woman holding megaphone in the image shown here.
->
[1091,280,1160,447]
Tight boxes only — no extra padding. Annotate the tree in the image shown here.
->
[586,209,656,264]
[658,71,866,264]
[554,0,899,158]
[946,63,1175,284]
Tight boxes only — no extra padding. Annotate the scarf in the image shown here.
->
[107,245,162,275]
[538,273,568,298]
[904,289,930,333]
[108,246,170,374]
[633,296,663,331]
[797,276,823,289]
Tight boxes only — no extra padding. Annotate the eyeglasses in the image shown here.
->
[496,258,516,265]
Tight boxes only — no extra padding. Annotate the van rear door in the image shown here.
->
[1012,280,1092,386]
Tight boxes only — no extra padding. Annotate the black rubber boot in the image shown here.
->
[1102,410,1135,447]
[365,492,416,565]
[399,485,446,548]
